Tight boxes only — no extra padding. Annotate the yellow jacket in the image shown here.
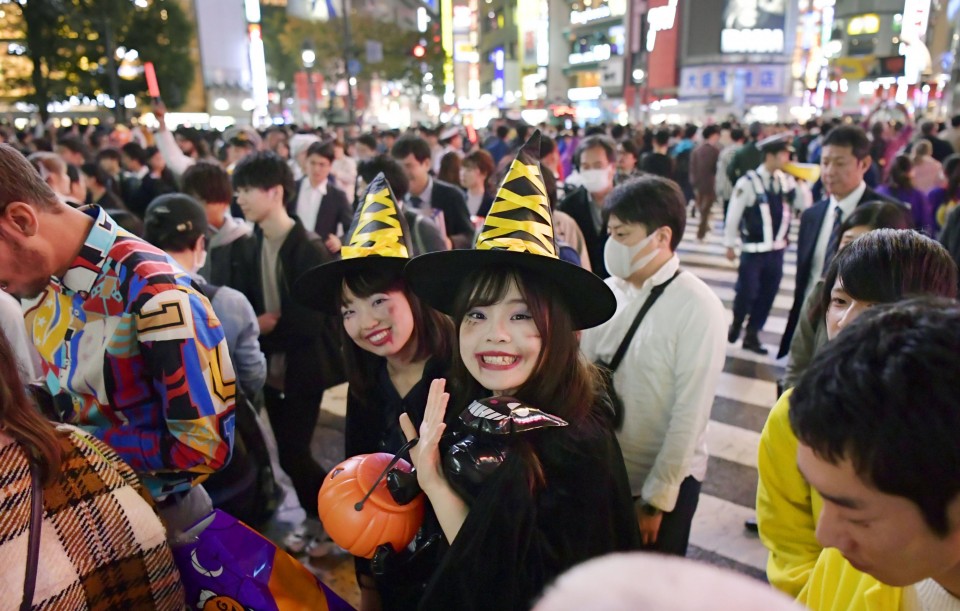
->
[798,548,918,611]
[757,392,914,610]
[757,389,826,597]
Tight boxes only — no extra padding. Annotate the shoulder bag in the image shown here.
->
[596,270,682,429]
[21,460,43,611]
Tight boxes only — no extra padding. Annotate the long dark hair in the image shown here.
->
[448,266,604,489]
[885,155,914,191]
[336,268,455,404]
[450,267,600,423]
[0,332,62,485]
[817,229,957,323]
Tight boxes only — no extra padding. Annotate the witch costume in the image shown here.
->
[295,174,451,610]
[403,132,642,611]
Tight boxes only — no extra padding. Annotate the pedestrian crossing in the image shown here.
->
[680,211,800,580]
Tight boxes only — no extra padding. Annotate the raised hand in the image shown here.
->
[399,378,449,494]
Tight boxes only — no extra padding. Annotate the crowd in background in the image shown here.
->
[5,104,960,611]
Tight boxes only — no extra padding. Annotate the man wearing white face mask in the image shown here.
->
[581,176,726,556]
[559,135,619,277]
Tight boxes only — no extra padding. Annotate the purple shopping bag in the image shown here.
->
[171,510,354,611]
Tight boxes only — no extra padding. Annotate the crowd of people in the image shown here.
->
[1,104,960,611]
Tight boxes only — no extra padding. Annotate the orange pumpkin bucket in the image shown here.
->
[317,453,425,559]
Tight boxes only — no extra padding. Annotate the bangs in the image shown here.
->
[339,269,404,307]
[831,259,902,303]
[460,267,523,311]
[837,241,902,305]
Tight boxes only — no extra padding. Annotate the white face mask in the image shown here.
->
[194,247,208,273]
[604,230,661,279]
[580,168,612,194]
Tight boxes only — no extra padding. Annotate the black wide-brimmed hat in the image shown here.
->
[294,172,412,313]
[404,131,615,330]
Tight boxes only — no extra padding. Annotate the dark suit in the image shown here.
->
[411,179,474,249]
[289,179,353,238]
[778,186,904,357]
[558,186,608,278]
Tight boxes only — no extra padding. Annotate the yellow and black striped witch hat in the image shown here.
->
[294,172,413,313]
[404,130,615,330]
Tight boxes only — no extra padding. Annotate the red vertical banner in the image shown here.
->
[294,70,309,116]
[311,72,325,101]
[647,0,680,91]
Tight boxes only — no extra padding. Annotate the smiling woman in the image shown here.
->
[400,131,641,611]
[295,172,455,610]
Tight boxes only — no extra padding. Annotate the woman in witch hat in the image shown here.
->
[399,132,641,610]
[295,174,456,611]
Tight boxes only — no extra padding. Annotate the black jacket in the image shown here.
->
[231,218,345,395]
[419,406,641,611]
[558,186,608,277]
[639,152,675,180]
[206,232,259,299]
[424,179,475,249]
[289,179,354,238]
[778,187,904,357]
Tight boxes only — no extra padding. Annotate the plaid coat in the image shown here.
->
[0,425,185,610]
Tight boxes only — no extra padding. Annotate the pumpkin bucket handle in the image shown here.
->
[353,437,420,511]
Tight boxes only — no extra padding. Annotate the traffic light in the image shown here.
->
[413,43,426,58]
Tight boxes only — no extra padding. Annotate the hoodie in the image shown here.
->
[200,215,259,296]
[209,214,253,250]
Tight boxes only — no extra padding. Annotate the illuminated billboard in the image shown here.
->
[720,0,785,54]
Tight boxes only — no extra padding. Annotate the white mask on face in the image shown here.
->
[580,168,612,194]
[603,230,661,279]
[194,247,208,273]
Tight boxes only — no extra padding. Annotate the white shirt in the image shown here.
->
[1,291,39,383]
[406,177,434,212]
[807,181,866,298]
[155,128,195,178]
[580,255,727,511]
[331,156,357,205]
[296,178,327,233]
[910,578,960,611]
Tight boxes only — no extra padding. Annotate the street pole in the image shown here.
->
[302,44,317,126]
[306,67,315,125]
[342,0,356,125]
[103,16,124,122]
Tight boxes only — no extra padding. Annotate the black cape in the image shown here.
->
[417,408,641,610]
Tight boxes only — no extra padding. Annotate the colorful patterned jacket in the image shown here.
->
[24,206,236,498]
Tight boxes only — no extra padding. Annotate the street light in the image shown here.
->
[302,42,316,125]
[301,46,316,69]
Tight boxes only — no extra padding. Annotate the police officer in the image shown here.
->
[724,135,808,355]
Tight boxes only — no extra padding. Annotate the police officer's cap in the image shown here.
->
[758,134,794,155]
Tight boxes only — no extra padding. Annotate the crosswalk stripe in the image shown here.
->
[679,252,800,277]
[680,240,799,264]
[682,265,796,296]
[706,421,760,469]
[716,371,778,408]
[690,493,769,572]
[678,210,802,579]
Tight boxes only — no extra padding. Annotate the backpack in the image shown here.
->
[197,283,280,528]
